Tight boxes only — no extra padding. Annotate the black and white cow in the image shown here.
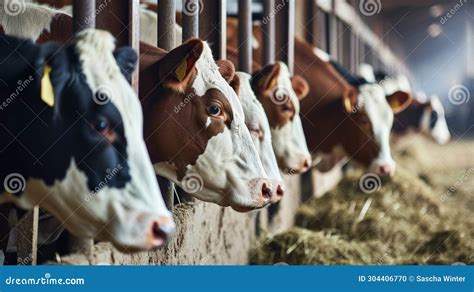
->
[0,30,174,251]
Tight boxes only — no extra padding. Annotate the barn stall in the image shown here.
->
[0,0,472,266]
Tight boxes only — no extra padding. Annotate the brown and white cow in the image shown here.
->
[139,41,272,212]
[231,71,284,203]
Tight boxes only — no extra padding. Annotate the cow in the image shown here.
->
[231,71,284,203]
[327,58,412,176]
[0,31,174,251]
[371,70,451,145]
[226,19,412,176]
[139,41,272,212]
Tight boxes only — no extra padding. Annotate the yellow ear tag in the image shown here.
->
[41,65,54,107]
[390,99,400,110]
[343,95,353,113]
[175,59,188,82]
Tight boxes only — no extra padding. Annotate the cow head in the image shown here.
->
[343,84,412,176]
[140,40,272,212]
[419,95,451,144]
[0,30,174,251]
[251,62,311,174]
[231,71,284,203]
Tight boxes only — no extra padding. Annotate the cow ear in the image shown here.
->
[229,73,240,96]
[386,91,412,114]
[342,87,358,113]
[291,75,309,100]
[113,47,138,83]
[251,63,281,92]
[216,59,235,83]
[157,38,203,92]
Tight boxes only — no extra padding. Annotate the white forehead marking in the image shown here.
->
[357,63,376,83]
[0,2,69,41]
[191,42,245,126]
[358,84,395,166]
[205,117,211,128]
[313,48,331,62]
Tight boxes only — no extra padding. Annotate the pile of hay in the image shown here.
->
[252,136,474,265]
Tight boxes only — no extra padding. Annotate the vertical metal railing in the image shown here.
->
[275,0,295,74]
[157,0,176,51]
[182,0,200,42]
[262,0,275,64]
[238,0,252,73]
[199,0,226,59]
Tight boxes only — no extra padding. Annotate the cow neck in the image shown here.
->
[302,97,347,154]
[393,103,425,134]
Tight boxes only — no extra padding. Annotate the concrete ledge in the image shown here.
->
[58,171,341,265]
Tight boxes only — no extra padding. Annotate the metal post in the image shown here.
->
[72,0,96,33]
[96,0,140,92]
[275,0,295,74]
[238,0,252,73]
[199,0,226,59]
[262,0,275,64]
[157,0,176,51]
[182,0,200,42]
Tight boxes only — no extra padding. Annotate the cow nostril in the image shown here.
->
[276,184,285,197]
[261,183,272,201]
[151,220,174,247]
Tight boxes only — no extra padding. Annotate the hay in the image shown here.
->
[252,136,474,265]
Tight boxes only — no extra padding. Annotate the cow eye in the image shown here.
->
[93,116,116,143]
[95,118,109,133]
[207,103,222,117]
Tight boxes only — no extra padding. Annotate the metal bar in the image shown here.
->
[199,0,226,59]
[182,0,200,42]
[16,206,39,265]
[262,0,275,64]
[157,0,176,51]
[238,0,252,73]
[96,0,140,92]
[72,0,96,33]
[275,0,295,74]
